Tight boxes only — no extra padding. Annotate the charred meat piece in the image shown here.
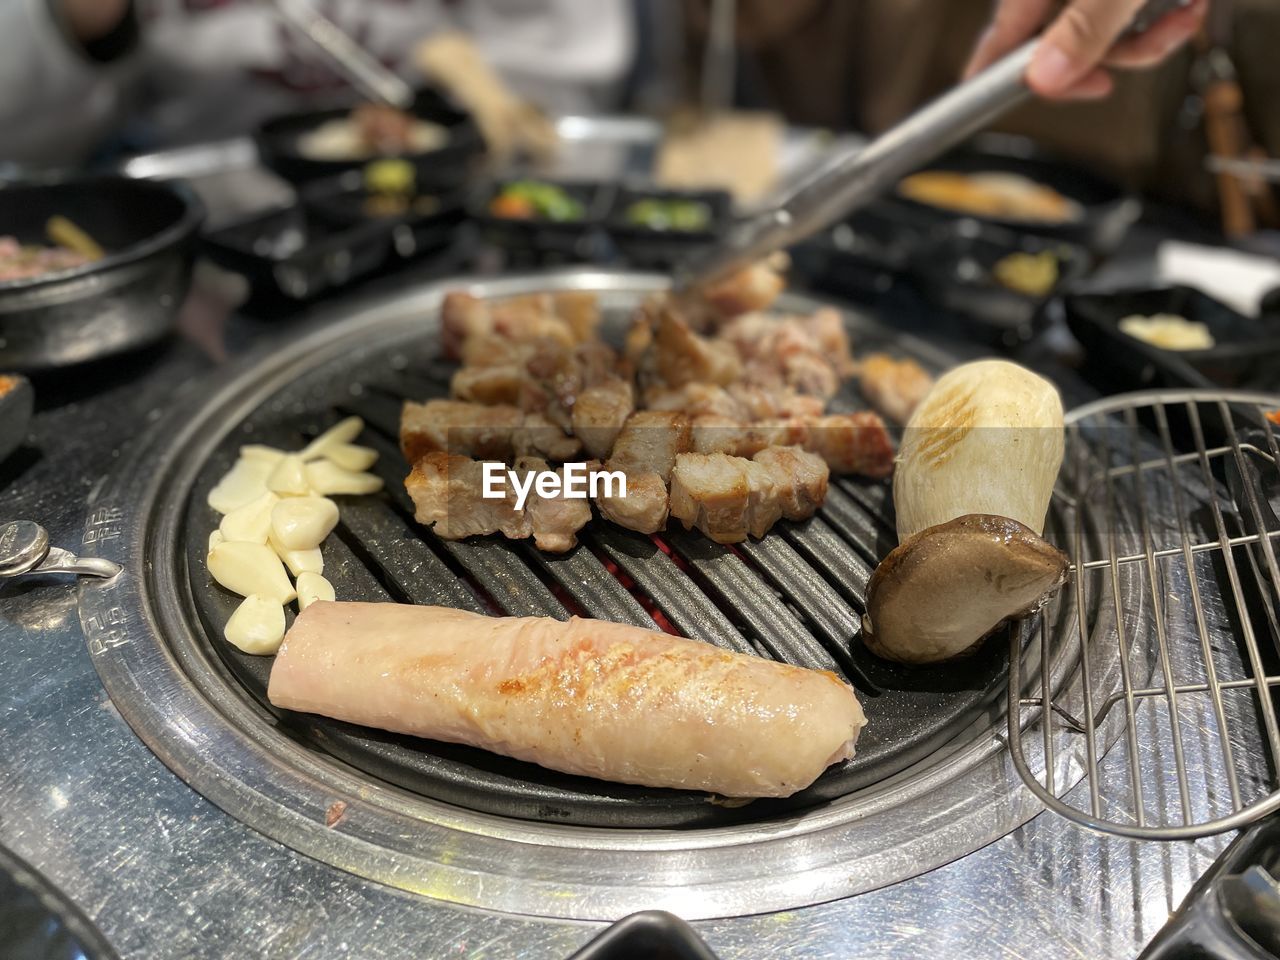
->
[440,291,600,361]
[515,456,594,553]
[401,399,580,463]
[596,411,692,534]
[405,453,590,553]
[669,451,783,543]
[804,412,896,478]
[653,303,741,388]
[645,382,749,421]
[698,257,787,320]
[858,353,935,425]
[406,452,531,541]
[726,383,825,420]
[690,415,805,459]
[268,600,866,798]
[753,446,829,520]
[572,377,636,460]
[691,411,894,478]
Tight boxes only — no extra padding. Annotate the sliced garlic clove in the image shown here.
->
[219,491,279,544]
[267,454,311,497]
[300,416,364,461]
[325,442,379,472]
[295,571,335,610]
[207,541,297,604]
[269,527,325,577]
[240,444,287,464]
[223,594,286,655]
[208,529,225,555]
[305,460,383,496]
[270,496,339,550]
[207,457,273,514]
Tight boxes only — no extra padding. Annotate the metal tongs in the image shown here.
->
[675,0,1190,291]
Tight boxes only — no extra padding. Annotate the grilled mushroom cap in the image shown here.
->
[862,513,1069,665]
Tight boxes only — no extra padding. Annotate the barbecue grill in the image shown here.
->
[74,271,1135,921]
[26,268,1271,954]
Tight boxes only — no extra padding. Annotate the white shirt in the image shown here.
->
[0,0,634,165]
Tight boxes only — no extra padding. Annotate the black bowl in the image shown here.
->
[895,136,1141,255]
[910,221,1092,346]
[202,203,396,302]
[790,199,935,303]
[0,175,203,370]
[1063,285,1280,391]
[569,912,719,960]
[471,178,613,266]
[301,172,467,261]
[604,186,732,270]
[256,87,482,186]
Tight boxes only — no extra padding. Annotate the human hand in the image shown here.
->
[964,0,1209,100]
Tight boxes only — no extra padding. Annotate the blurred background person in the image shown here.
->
[0,0,635,167]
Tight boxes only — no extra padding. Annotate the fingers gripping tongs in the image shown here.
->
[674,0,1191,292]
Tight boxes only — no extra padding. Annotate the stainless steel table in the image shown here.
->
[0,256,1243,959]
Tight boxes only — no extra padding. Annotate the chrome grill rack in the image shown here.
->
[1010,390,1280,839]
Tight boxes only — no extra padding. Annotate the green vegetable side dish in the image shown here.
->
[490,181,585,222]
[623,198,712,232]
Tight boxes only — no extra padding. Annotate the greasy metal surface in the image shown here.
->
[78,270,1101,919]
[1010,390,1280,839]
[0,269,1253,958]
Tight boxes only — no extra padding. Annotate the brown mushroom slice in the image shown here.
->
[862,514,1069,665]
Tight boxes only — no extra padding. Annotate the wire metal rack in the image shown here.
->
[1008,390,1280,840]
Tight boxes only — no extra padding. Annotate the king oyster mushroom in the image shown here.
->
[862,359,1069,664]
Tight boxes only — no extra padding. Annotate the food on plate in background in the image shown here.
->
[361,160,440,218]
[862,360,1069,664]
[624,198,713,232]
[656,112,782,204]
[0,216,104,282]
[298,104,448,161]
[1118,313,1216,351]
[898,171,1082,224]
[488,181,585,221]
[267,601,867,797]
[992,250,1060,297]
[204,417,384,655]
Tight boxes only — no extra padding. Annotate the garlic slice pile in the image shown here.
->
[205,417,383,655]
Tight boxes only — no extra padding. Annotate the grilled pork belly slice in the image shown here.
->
[646,382,748,421]
[406,452,531,541]
[572,377,636,460]
[441,291,600,360]
[690,415,804,459]
[726,383,825,420]
[691,412,894,478]
[515,456,593,553]
[405,453,591,552]
[858,353,935,425]
[596,411,691,534]
[669,451,783,543]
[268,601,866,797]
[653,304,741,388]
[719,307,855,379]
[805,412,896,478]
[401,400,581,464]
[698,257,787,320]
[753,447,829,520]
